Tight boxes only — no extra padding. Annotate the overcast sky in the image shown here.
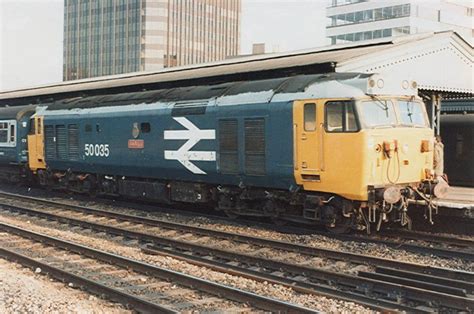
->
[0,0,327,91]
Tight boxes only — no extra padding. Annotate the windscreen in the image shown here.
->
[358,98,429,128]
[359,100,397,127]
[398,100,429,127]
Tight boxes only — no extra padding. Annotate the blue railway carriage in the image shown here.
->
[0,105,35,181]
[26,73,446,232]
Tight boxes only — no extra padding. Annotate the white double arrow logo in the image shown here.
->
[164,117,216,175]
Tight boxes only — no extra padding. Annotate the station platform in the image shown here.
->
[435,186,474,210]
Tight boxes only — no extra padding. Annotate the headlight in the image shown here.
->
[383,186,401,204]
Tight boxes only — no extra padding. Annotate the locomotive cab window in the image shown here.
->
[398,100,429,127]
[325,101,359,132]
[304,103,316,131]
[359,99,396,128]
[37,118,42,134]
[346,103,357,131]
[29,119,36,135]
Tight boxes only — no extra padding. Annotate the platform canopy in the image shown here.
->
[335,31,472,97]
[0,31,472,106]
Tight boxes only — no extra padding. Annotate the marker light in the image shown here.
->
[377,79,384,89]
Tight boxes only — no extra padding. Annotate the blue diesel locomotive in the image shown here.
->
[0,73,447,232]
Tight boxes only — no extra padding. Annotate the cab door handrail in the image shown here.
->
[293,123,298,170]
[319,122,325,172]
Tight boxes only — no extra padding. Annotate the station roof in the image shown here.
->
[335,31,472,95]
[0,31,472,105]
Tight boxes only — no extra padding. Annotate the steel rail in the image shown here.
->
[311,231,474,261]
[1,203,473,311]
[0,194,471,282]
[382,229,474,248]
[0,222,317,313]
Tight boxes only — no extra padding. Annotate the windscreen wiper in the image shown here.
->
[406,102,414,123]
[371,96,389,117]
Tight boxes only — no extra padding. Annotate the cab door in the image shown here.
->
[293,100,322,184]
[27,116,46,172]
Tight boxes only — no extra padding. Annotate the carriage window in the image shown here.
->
[325,101,359,132]
[141,122,151,133]
[0,123,7,143]
[304,103,316,131]
[10,124,15,142]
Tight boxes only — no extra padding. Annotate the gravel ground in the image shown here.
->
[1,184,471,312]
[0,213,370,313]
[1,232,248,313]
[0,257,129,314]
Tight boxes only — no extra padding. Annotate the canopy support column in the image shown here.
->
[430,92,442,136]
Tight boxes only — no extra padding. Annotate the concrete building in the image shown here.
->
[327,0,473,45]
[63,0,241,81]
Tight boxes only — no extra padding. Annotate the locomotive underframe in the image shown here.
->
[25,167,438,233]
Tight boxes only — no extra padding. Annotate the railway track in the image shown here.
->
[307,228,474,261]
[123,202,474,260]
[0,190,472,263]
[380,228,474,251]
[0,222,314,313]
[95,195,474,256]
[0,192,473,311]
[72,192,474,250]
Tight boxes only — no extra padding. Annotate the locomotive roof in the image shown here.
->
[0,105,36,120]
[40,73,382,111]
